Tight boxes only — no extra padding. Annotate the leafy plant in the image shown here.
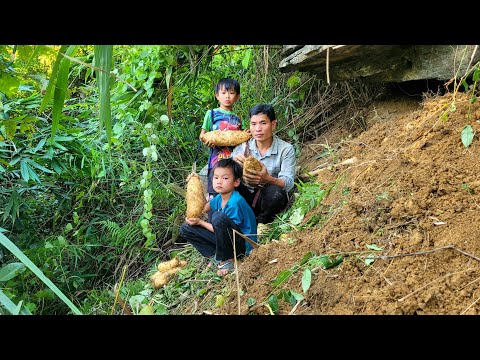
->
[461,124,474,148]
[264,251,343,314]
[0,231,81,314]
[363,243,384,266]
[140,122,160,248]
[266,181,327,241]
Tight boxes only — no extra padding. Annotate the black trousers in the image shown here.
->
[236,182,288,224]
[179,211,246,261]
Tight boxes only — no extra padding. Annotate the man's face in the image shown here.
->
[249,113,276,142]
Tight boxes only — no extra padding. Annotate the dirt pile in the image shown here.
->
[222,91,480,315]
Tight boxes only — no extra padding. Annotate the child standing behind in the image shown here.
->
[200,78,246,200]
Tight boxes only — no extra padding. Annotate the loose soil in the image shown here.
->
[220,91,480,315]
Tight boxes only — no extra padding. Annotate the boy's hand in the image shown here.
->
[200,134,216,148]
[203,139,216,148]
[186,172,199,182]
[185,217,201,226]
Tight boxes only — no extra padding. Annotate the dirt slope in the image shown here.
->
[221,91,480,315]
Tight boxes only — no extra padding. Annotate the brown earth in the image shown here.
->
[219,90,480,315]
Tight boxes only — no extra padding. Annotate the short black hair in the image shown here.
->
[215,78,240,95]
[249,103,276,121]
[214,158,242,180]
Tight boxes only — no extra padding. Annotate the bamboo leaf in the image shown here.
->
[39,45,68,112]
[33,137,47,153]
[0,289,32,315]
[473,67,480,82]
[27,165,41,183]
[299,251,315,266]
[50,141,67,151]
[271,269,293,288]
[20,160,30,182]
[0,232,82,315]
[94,45,113,143]
[241,48,252,69]
[0,73,20,98]
[0,262,25,282]
[25,158,54,173]
[51,45,78,140]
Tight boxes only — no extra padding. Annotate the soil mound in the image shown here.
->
[222,92,480,315]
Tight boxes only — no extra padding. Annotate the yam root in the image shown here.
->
[157,257,188,272]
[157,257,180,272]
[186,173,206,218]
[200,130,251,147]
[243,155,263,175]
[150,271,169,288]
[151,258,188,289]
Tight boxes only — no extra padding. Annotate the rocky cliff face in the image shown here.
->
[279,45,479,83]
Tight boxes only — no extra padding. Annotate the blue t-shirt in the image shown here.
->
[209,190,257,255]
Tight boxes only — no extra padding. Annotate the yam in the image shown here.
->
[200,130,251,147]
[243,155,263,175]
[151,258,188,289]
[157,257,180,272]
[150,264,186,289]
[150,271,169,288]
[161,267,183,277]
[186,173,206,218]
[157,258,188,272]
[178,260,187,267]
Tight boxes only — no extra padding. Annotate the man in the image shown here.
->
[232,103,296,231]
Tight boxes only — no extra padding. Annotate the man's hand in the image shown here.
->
[233,153,246,166]
[243,162,269,187]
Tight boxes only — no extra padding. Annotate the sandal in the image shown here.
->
[206,255,221,270]
[217,259,235,277]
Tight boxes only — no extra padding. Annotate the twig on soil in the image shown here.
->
[265,303,275,315]
[233,230,241,315]
[398,268,474,302]
[372,245,480,263]
[299,156,358,179]
[289,300,302,315]
[112,267,133,315]
[242,301,266,315]
[461,294,480,315]
[458,276,480,292]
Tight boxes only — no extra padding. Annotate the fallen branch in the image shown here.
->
[233,231,241,315]
[232,229,259,249]
[397,268,474,302]
[289,300,302,315]
[372,245,480,263]
[300,157,358,179]
[461,293,480,315]
[113,282,133,315]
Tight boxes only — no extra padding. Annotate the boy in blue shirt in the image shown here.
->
[180,158,257,277]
